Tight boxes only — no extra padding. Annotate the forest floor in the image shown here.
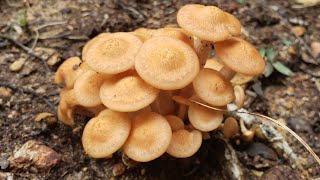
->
[0,0,320,179]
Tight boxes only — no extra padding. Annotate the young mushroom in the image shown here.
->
[223,117,239,139]
[193,68,235,106]
[100,71,159,112]
[134,36,199,90]
[239,119,255,142]
[82,109,131,158]
[233,85,245,109]
[215,37,265,80]
[123,112,172,162]
[85,32,143,74]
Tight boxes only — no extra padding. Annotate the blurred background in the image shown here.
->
[0,0,319,179]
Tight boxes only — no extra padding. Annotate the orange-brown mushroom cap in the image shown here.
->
[215,37,265,76]
[188,104,223,132]
[223,117,239,139]
[85,32,143,74]
[100,71,160,112]
[74,70,108,107]
[123,112,172,162]
[135,36,199,90]
[233,85,245,108]
[152,28,194,47]
[166,129,202,158]
[193,68,234,106]
[82,109,131,158]
[177,4,241,42]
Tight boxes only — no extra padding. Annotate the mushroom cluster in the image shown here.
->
[55,4,265,162]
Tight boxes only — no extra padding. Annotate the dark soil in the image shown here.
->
[0,0,319,179]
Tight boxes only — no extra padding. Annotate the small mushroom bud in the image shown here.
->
[233,85,245,109]
[223,117,239,139]
[239,119,255,142]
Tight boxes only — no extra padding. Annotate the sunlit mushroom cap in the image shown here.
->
[215,37,265,75]
[123,112,172,162]
[82,33,110,61]
[74,70,108,107]
[188,103,223,132]
[82,109,131,158]
[166,129,202,158]
[131,28,156,41]
[135,36,199,90]
[85,32,143,74]
[100,71,159,112]
[165,115,185,132]
[193,68,234,106]
[177,4,241,42]
[54,57,84,89]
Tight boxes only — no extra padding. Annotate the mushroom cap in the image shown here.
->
[193,68,234,106]
[165,115,185,132]
[123,112,172,162]
[74,70,108,107]
[85,32,143,74]
[135,36,199,90]
[100,71,160,112]
[57,100,74,126]
[60,88,78,108]
[215,37,265,76]
[166,129,202,158]
[177,4,241,42]
[152,28,194,47]
[188,104,224,132]
[223,117,239,139]
[54,57,84,89]
[234,85,245,108]
[82,109,131,158]
[82,33,110,61]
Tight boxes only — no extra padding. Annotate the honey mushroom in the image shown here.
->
[82,33,110,61]
[99,71,159,112]
[223,117,240,139]
[85,32,143,74]
[134,36,199,90]
[123,112,172,162]
[82,109,131,158]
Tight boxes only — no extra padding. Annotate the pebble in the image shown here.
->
[9,58,26,72]
[311,41,320,57]
[47,52,61,66]
[0,87,12,97]
[9,140,61,171]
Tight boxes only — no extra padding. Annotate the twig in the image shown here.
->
[0,80,56,112]
[36,21,68,31]
[30,27,39,51]
[0,34,51,72]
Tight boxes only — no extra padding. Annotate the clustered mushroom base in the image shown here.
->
[55,4,265,162]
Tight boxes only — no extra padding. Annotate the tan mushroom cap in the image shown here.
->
[82,33,110,61]
[100,71,160,112]
[135,36,199,90]
[166,129,202,158]
[165,115,185,132]
[57,100,74,126]
[193,68,234,106]
[82,109,131,158]
[54,57,84,89]
[188,103,223,132]
[123,112,172,162]
[177,4,241,42]
[74,70,108,107]
[152,28,194,47]
[85,32,143,74]
[215,37,266,76]
[223,117,239,139]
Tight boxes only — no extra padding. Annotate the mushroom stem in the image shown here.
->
[219,66,236,81]
[239,119,255,141]
[193,38,212,67]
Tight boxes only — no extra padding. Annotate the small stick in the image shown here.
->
[0,80,56,112]
[0,35,51,72]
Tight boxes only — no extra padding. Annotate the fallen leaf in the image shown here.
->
[264,61,274,77]
[272,61,294,76]
[10,58,26,72]
[294,0,320,7]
